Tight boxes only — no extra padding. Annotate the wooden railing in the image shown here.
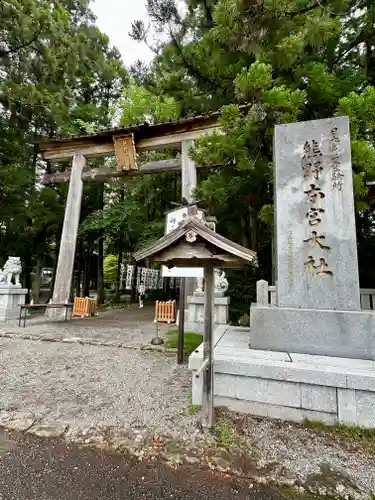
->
[360,289,375,310]
[269,285,276,305]
[261,284,375,311]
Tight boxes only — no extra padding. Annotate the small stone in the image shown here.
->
[184,456,199,465]
[5,418,35,431]
[211,456,231,471]
[318,486,328,496]
[167,453,183,465]
[336,484,345,494]
[113,438,131,450]
[254,477,268,486]
[282,478,296,487]
[31,423,67,438]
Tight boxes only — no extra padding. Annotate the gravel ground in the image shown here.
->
[235,414,375,495]
[0,338,194,439]
[0,306,170,348]
[1,337,374,498]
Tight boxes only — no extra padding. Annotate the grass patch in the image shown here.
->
[187,390,201,416]
[165,329,203,357]
[215,419,239,449]
[211,417,249,451]
[303,419,375,451]
[188,404,201,416]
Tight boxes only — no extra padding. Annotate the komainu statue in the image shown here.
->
[1,257,22,286]
[214,269,229,295]
[195,270,229,295]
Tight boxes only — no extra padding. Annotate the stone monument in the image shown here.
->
[191,116,375,429]
[0,256,27,322]
[250,116,375,360]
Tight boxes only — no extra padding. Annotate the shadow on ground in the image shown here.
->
[0,428,322,500]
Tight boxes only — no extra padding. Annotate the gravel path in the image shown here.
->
[1,338,374,498]
[0,306,170,348]
[0,339,196,440]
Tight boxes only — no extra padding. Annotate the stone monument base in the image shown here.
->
[190,326,375,428]
[184,293,230,333]
[0,286,27,322]
[250,304,375,360]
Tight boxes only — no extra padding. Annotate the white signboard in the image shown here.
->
[162,207,204,278]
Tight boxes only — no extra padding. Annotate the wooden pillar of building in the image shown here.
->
[47,153,85,316]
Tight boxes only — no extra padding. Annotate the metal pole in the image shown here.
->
[202,266,214,429]
[177,277,186,364]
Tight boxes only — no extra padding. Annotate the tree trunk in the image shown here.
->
[75,238,82,298]
[115,188,125,302]
[97,236,105,305]
[23,247,32,304]
[48,227,62,301]
[249,208,258,252]
[115,246,123,302]
[240,216,249,248]
[131,264,138,302]
[82,249,91,297]
[96,184,105,305]
[32,257,42,303]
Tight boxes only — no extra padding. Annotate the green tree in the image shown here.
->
[129,0,375,320]
[104,254,118,287]
[0,0,127,298]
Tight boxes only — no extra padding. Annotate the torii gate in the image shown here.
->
[38,113,222,311]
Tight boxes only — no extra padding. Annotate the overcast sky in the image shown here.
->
[91,0,154,67]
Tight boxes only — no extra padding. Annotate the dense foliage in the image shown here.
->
[0,0,126,300]
[128,0,375,319]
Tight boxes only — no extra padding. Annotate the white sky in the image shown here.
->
[91,0,154,67]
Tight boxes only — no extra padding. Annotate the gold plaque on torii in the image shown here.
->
[113,134,138,171]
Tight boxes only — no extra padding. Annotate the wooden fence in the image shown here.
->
[154,300,176,324]
[72,297,98,318]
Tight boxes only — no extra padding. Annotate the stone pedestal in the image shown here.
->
[250,303,375,360]
[184,293,230,333]
[190,326,375,429]
[0,286,27,322]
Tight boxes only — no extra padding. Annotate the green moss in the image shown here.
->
[303,419,375,452]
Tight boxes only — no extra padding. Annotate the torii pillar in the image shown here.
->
[47,154,85,316]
